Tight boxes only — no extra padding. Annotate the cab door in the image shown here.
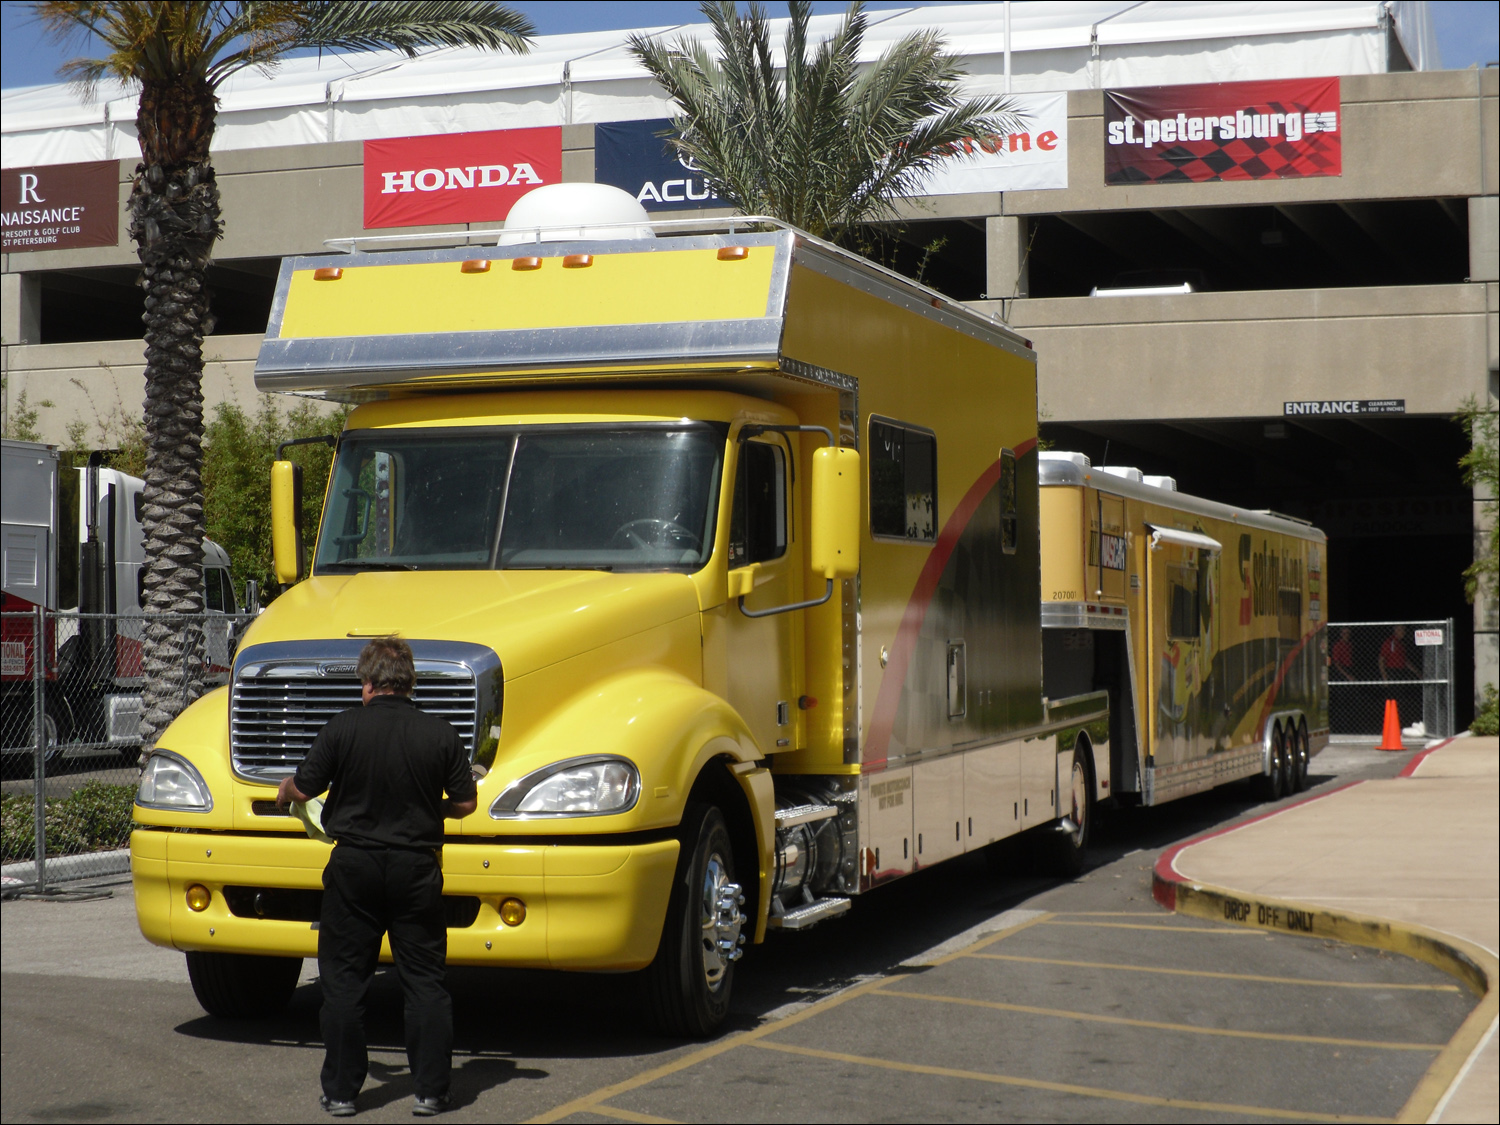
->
[724,434,805,755]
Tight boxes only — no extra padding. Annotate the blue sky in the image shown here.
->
[2,1,1496,89]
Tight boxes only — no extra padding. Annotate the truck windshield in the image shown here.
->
[313,425,725,574]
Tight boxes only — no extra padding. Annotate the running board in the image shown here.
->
[770,896,852,931]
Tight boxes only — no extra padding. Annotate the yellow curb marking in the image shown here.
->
[523,913,1055,1124]
[591,1106,681,1124]
[874,988,1444,1051]
[1042,920,1260,933]
[1054,911,1169,916]
[963,951,1462,991]
[1160,875,1500,1124]
[746,1040,1388,1124]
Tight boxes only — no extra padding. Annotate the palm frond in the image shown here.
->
[629,0,1028,243]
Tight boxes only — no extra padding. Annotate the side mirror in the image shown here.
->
[270,460,305,586]
[810,447,860,580]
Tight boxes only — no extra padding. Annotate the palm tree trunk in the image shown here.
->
[131,75,222,751]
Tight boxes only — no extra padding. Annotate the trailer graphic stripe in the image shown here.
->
[865,439,1037,767]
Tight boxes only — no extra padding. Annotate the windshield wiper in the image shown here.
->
[319,560,418,572]
[504,564,614,571]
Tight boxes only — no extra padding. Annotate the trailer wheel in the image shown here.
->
[1259,725,1288,801]
[185,951,302,1018]
[642,803,743,1037]
[1041,741,1093,878]
[1289,722,1309,793]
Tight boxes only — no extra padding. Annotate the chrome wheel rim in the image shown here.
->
[1067,759,1088,846]
[698,852,744,991]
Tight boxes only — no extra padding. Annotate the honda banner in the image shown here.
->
[2,161,119,253]
[363,126,562,229]
[1104,77,1341,185]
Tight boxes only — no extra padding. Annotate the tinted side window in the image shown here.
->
[729,441,786,567]
[221,569,238,614]
[205,568,224,612]
[1000,448,1018,554]
[1168,566,1199,639]
[869,419,936,542]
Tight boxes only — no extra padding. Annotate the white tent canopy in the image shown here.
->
[0,1,1436,169]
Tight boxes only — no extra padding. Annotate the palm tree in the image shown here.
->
[36,1,535,749]
[629,0,1027,244]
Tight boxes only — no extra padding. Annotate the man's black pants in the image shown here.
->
[319,844,451,1102]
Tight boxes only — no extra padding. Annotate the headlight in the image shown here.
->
[490,756,640,819]
[136,750,214,811]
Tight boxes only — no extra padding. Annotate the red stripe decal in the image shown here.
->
[1253,619,1327,742]
[864,439,1036,768]
[1397,737,1456,778]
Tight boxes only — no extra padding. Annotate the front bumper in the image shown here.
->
[131,829,678,970]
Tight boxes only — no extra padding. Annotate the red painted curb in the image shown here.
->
[1151,780,1364,912]
[1397,737,1457,778]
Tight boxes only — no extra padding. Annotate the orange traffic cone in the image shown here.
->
[1378,699,1404,751]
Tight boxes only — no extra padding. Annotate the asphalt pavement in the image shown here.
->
[0,740,1481,1124]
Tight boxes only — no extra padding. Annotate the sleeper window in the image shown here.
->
[869,418,936,542]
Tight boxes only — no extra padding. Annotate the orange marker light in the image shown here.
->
[312,267,343,281]
[499,898,527,926]
[511,257,542,271]
[717,246,749,261]
[185,884,212,912]
[562,254,593,269]
[461,259,491,273]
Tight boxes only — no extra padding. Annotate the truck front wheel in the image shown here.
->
[643,804,745,1037]
[185,951,302,1018]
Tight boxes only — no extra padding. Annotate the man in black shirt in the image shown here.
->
[278,637,478,1118]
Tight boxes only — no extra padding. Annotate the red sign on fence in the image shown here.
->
[363,127,563,229]
[1105,77,1341,185]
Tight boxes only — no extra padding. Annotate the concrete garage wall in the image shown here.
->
[977,283,1493,422]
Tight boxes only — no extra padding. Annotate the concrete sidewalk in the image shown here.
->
[1154,736,1499,1124]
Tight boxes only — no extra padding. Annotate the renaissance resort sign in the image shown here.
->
[1,161,119,253]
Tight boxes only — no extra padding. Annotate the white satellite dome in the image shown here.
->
[497,183,655,245]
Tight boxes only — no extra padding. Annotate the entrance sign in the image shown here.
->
[363,127,562,229]
[1105,78,1341,185]
[1,161,119,252]
[1284,399,1403,416]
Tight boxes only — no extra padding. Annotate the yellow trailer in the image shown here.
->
[130,199,1108,1034]
[1038,453,1328,807]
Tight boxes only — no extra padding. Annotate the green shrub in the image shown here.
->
[1473,683,1499,737]
[1,781,136,861]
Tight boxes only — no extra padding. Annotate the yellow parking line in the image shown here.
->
[524,912,1056,1123]
[748,1040,1387,1123]
[876,988,1444,1051]
[963,952,1462,992]
[591,1106,681,1124]
[1043,920,1257,933]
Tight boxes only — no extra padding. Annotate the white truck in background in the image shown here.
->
[1,438,242,772]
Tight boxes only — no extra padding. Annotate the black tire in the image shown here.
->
[1289,722,1309,793]
[1040,740,1093,878]
[185,951,302,1018]
[1258,725,1288,801]
[642,804,744,1037]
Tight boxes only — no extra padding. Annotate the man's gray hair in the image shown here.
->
[357,636,415,694]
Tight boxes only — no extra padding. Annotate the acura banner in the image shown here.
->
[1105,77,1340,185]
[363,126,562,229]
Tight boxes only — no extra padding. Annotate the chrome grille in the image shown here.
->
[231,663,478,781]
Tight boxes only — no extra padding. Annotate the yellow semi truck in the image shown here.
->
[129,196,1322,1033]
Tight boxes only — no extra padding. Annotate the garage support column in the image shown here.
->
[2,272,42,347]
[986,215,1029,314]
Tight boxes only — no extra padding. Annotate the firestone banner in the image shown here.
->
[922,92,1068,194]
[363,127,562,229]
[1,161,118,253]
[1105,77,1340,185]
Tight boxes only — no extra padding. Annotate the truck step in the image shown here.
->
[774,803,839,828]
[770,896,852,931]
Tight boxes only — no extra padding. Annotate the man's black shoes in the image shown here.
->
[412,1094,451,1117]
[320,1094,357,1117]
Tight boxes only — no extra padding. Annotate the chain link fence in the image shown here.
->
[1327,618,1456,741]
[2,608,254,894]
